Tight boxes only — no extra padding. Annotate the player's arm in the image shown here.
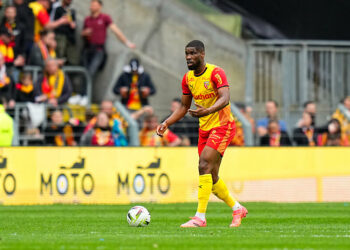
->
[188,87,230,117]
[156,94,192,137]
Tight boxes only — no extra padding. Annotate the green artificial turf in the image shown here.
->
[0,202,349,249]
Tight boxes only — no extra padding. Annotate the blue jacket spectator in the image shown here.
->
[257,100,287,137]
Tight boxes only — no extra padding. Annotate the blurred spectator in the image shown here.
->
[140,114,181,146]
[293,112,317,146]
[130,104,154,128]
[257,100,287,137]
[244,105,255,133]
[28,0,70,42]
[113,58,156,111]
[0,103,13,146]
[34,58,72,106]
[230,116,244,146]
[304,101,316,126]
[80,111,127,146]
[28,29,62,67]
[0,5,26,69]
[297,101,317,127]
[260,119,292,146]
[14,0,34,56]
[0,53,13,106]
[317,118,349,146]
[81,0,135,78]
[11,71,35,105]
[51,0,77,65]
[83,100,128,146]
[230,102,255,146]
[235,102,255,133]
[84,100,126,132]
[163,98,198,146]
[0,27,25,83]
[332,96,350,143]
[44,109,76,146]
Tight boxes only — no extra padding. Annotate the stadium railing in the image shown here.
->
[12,103,76,146]
[230,104,253,146]
[245,40,350,133]
[10,103,140,146]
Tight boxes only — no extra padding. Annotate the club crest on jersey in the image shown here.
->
[204,81,210,89]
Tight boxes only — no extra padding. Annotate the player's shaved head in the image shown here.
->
[186,40,205,52]
[185,40,206,71]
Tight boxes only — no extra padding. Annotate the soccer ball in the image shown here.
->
[127,206,151,227]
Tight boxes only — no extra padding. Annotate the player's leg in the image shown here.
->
[180,145,219,227]
[207,122,248,227]
[195,146,221,219]
[211,158,240,210]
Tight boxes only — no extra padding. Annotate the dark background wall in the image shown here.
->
[215,0,350,40]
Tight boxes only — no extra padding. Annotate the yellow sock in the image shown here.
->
[212,178,236,208]
[197,174,213,213]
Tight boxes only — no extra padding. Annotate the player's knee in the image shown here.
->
[198,158,211,174]
[211,174,219,184]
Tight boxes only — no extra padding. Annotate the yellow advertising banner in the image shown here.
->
[0,147,350,205]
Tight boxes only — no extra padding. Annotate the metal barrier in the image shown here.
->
[230,104,253,146]
[12,103,72,146]
[11,102,139,146]
[23,65,92,105]
[246,40,350,131]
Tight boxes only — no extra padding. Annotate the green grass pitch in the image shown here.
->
[1,202,349,249]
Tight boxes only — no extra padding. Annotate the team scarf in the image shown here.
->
[4,21,16,39]
[0,39,14,63]
[37,40,56,60]
[269,133,281,146]
[303,127,315,146]
[126,74,142,110]
[52,124,75,146]
[15,83,34,94]
[41,69,65,99]
[0,66,10,88]
[92,128,114,146]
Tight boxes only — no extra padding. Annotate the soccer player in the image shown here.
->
[156,40,248,227]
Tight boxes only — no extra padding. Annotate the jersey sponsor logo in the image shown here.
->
[193,92,216,100]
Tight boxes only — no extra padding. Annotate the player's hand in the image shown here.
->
[156,122,168,137]
[188,103,210,117]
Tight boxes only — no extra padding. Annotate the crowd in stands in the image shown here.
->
[251,99,350,147]
[0,0,137,146]
[0,0,349,147]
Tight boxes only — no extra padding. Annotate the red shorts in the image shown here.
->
[198,121,236,156]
